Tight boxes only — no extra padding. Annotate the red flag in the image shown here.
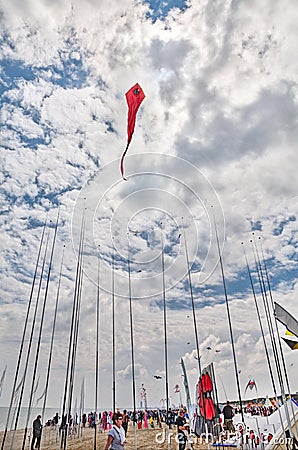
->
[120,83,145,180]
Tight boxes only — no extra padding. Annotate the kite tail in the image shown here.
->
[120,142,130,181]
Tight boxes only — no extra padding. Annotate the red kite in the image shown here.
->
[120,83,145,180]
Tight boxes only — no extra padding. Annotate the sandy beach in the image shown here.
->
[2,420,296,449]
[0,424,207,450]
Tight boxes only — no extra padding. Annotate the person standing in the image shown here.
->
[122,409,129,436]
[31,414,42,450]
[104,412,126,450]
[175,409,189,450]
[222,401,235,432]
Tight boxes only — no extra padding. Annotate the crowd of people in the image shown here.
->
[35,406,193,449]
[102,407,192,450]
[30,399,280,449]
[244,404,278,416]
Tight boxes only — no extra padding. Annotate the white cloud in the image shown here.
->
[0,0,298,417]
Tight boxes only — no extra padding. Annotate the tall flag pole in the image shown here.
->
[22,208,60,450]
[1,213,48,450]
[127,247,137,450]
[180,358,191,413]
[10,228,51,450]
[256,236,297,437]
[250,237,291,417]
[41,245,65,422]
[79,377,85,437]
[209,363,220,413]
[120,83,145,180]
[161,235,170,450]
[66,211,85,450]
[211,206,244,423]
[241,243,285,431]
[249,238,290,439]
[112,249,116,412]
[250,237,285,396]
[181,220,208,426]
[259,237,297,403]
[59,204,85,450]
[182,220,202,377]
[94,247,100,450]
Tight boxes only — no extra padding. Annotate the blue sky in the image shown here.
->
[145,0,189,21]
[0,0,298,415]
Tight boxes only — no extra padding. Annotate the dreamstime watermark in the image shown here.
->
[71,153,225,299]
[154,429,242,445]
[272,437,297,446]
[154,424,292,446]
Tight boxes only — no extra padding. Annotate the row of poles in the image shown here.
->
[1,203,297,449]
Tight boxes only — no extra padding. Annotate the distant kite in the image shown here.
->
[153,375,162,379]
[120,83,145,180]
[244,378,257,394]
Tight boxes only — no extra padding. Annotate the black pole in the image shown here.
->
[161,235,170,446]
[250,237,285,399]
[211,206,244,423]
[210,362,219,410]
[258,237,298,437]
[182,223,202,377]
[182,221,208,425]
[1,215,48,450]
[10,228,50,450]
[66,211,85,448]
[59,205,85,450]
[127,249,137,450]
[41,245,65,421]
[112,251,116,413]
[22,208,60,450]
[241,242,285,433]
[94,249,100,450]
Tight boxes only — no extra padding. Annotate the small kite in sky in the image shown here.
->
[120,83,145,180]
[244,378,257,394]
[153,375,162,379]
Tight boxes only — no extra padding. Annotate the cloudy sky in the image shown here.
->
[1,0,298,414]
